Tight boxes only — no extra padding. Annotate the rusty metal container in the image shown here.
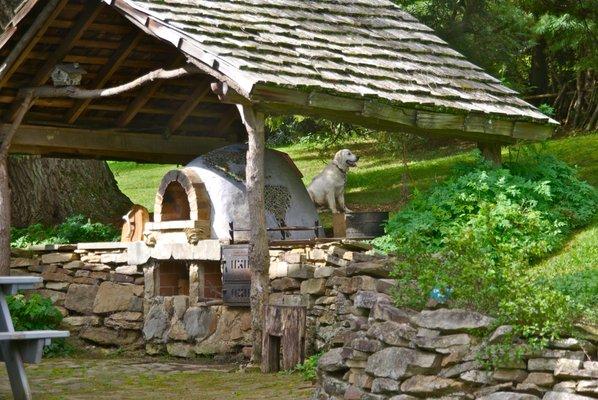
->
[332,211,389,239]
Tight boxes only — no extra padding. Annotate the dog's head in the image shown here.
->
[334,149,359,172]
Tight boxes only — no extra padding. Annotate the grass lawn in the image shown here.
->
[530,217,598,323]
[109,134,597,212]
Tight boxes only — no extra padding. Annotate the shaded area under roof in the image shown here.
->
[0,0,557,165]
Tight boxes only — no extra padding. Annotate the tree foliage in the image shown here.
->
[373,151,597,340]
[394,0,598,131]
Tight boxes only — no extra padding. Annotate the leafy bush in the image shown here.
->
[294,352,322,381]
[7,293,71,356]
[11,215,119,248]
[374,151,597,341]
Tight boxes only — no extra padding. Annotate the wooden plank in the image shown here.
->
[6,124,229,163]
[65,31,145,124]
[165,80,211,136]
[261,305,306,372]
[215,107,240,134]
[362,101,416,126]
[512,121,554,140]
[0,0,68,89]
[251,85,309,106]
[259,102,517,144]
[117,57,185,127]
[308,92,363,112]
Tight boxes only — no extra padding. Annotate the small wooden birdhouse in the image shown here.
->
[50,63,86,86]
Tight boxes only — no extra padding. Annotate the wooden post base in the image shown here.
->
[261,305,306,372]
[477,142,502,166]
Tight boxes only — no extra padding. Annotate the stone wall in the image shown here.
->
[10,244,145,347]
[274,243,598,400]
[268,240,396,354]
[11,239,598,400]
[142,296,252,358]
[10,243,252,357]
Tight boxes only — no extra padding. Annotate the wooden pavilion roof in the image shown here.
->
[0,0,556,164]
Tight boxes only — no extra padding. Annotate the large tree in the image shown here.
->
[8,155,131,228]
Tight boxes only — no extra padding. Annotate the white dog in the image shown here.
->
[307,149,359,213]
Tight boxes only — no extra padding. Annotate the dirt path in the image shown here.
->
[0,357,314,399]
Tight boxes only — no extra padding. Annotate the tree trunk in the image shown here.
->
[8,156,132,227]
[238,104,269,366]
[0,157,11,275]
[529,38,549,96]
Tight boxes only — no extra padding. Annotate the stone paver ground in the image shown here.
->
[0,357,313,399]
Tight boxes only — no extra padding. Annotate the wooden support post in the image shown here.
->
[262,305,306,372]
[0,93,34,276]
[236,104,269,364]
[478,142,502,166]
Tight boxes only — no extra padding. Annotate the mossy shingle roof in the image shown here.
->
[127,0,553,127]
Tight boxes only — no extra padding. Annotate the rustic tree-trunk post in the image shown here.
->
[236,104,269,365]
[477,142,502,166]
[0,92,34,275]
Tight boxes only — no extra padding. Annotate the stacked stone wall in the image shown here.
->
[273,245,598,400]
[268,241,396,354]
[10,244,145,347]
[10,240,598,400]
[142,296,252,358]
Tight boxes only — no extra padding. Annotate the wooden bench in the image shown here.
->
[0,277,69,400]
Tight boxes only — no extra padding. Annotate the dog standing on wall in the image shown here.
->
[307,149,359,213]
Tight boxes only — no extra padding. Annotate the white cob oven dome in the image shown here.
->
[153,143,320,242]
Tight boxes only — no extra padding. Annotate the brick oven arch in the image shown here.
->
[154,168,211,224]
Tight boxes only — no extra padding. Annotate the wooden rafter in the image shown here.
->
[29,1,102,87]
[65,31,144,124]
[117,56,185,127]
[0,0,68,89]
[215,107,240,134]
[165,80,212,136]
[4,0,102,122]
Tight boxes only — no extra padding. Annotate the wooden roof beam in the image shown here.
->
[164,80,212,137]
[65,30,144,124]
[0,0,68,89]
[117,56,185,127]
[6,124,229,164]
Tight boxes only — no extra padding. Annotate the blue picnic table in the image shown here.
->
[0,276,69,400]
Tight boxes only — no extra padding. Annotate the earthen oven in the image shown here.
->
[152,143,321,242]
[126,145,321,354]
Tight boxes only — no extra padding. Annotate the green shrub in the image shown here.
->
[7,293,71,357]
[11,215,119,248]
[294,352,322,381]
[374,151,597,341]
